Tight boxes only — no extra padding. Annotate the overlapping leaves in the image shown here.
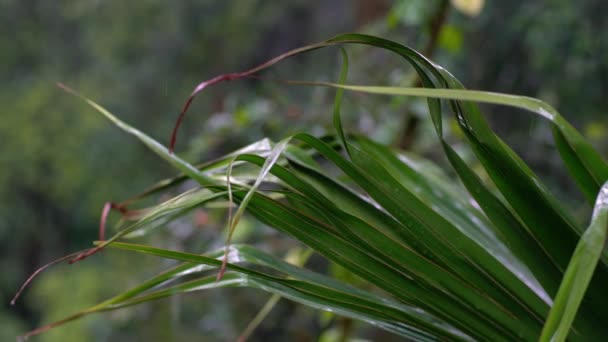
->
[19,34,608,341]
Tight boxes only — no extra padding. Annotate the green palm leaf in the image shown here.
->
[22,34,608,341]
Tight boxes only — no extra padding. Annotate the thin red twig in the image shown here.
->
[99,202,112,241]
[11,249,91,306]
[12,200,132,305]
[98,202,128,241]
[168,41,330,153]
[68,202,127,264]
[169,72,246,153]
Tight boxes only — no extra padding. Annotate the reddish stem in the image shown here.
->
[99,202,128,241]
[68,202,127,264]
[11,249,92,306]
[67,246,104,264]
[216,247,229,281]
[168,40,330,153]
[11,201,130,305]
[169,73,246,153]
[99,202,112,241]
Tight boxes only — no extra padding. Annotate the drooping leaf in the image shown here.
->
[104,242,474,341]
[47,33,608,341]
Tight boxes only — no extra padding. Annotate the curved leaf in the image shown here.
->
[541,182,608,341]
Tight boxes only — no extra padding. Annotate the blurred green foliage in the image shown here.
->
[2,0,607,341]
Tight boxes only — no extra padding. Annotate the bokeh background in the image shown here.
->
[2,1,607,341]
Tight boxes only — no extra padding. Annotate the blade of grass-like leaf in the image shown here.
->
[344,53,564,300]
[131,273,441,341]
[313,79,608,300]
[353,136,557,301]
[201,29,605,271]
[119,138,273,206]
[381,50,608,322]
[548,119,608,205]
[358,137,594,338]
[18,273,243,341]
[439,141,562,294]
[333,47,350,158]
[540,182,608,342]
[320,79,608,314]
[294,133,550,325]
[552,126,602,205]
[219,138,291,279]
[239,152,553,339]
[344,139,605,340]
[104,242,472,341]
[60,85,453,337]
[283,144,319,169]
[285,156,432,252]
[237,153,542,329]
[173,32,607,239]
[119,188,227,238]
[273,80,608,310]
[54,93,494,340]
[169,30,608,298]
[285,32,607,206]
[109,273,440,342]
[54,32,608,341]
[182,30,606,280]
[103,243,409,314]
[326,33,608,199]
[58,83,219,188]
[240,190,509,340]
[56,84,233,255]
[350,144,548,325]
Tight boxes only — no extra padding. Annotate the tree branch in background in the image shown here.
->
[397,0,450,149]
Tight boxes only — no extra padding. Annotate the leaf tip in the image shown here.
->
[56,82,74,95]
[11,250,88,305]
